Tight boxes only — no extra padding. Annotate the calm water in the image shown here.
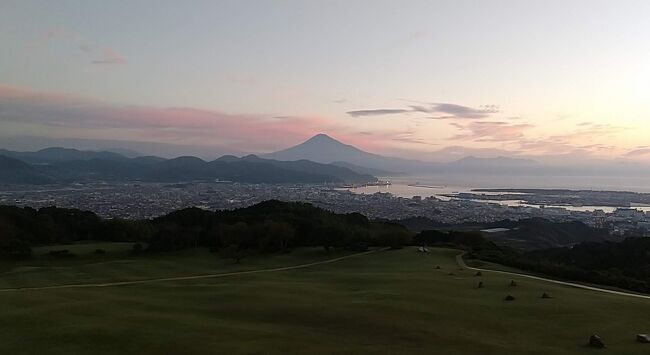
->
[343,173,650,213]
[390,174,650,193]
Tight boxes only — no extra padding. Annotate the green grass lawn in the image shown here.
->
[1,246,650,354]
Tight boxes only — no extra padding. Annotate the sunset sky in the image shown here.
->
[1,0,649,162]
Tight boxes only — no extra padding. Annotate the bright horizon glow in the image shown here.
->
[1,0,649,163]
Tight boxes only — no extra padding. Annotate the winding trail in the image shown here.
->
[0,249,385,293]
[456,253,650,300]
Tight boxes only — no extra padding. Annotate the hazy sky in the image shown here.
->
[1,0,649,161]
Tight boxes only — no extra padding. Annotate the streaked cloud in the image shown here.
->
[347,109,411,117]
[517,122,626,156]
[92,48,127,65]
[431,103,499,119]
[347,102,498,119]
[625,147,650,157]
[34,27,127,65]
[0,84,334,152]
[0,83,640,162]
[451,121,534,142]
[78,43,94,53]
[0,84,455,156]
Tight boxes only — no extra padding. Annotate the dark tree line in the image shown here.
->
[147,200,412,255]
[0,200,412,260]
[0,205,152,258]
[5,200,650,294]
[501,238,650,293]
[414,228,650,294]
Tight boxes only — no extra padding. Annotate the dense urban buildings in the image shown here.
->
[3,182,649,236]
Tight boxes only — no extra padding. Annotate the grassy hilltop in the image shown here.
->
[1,245,650,354]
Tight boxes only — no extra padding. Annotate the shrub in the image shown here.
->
[132,243,144,255]
[49,249,74,258]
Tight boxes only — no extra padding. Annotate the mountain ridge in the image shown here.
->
[264,134,428,173]
[265,134,541,173]
[0,148,375,185]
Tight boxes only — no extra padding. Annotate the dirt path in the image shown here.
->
[0,249,385,293]
[456,253,650,300]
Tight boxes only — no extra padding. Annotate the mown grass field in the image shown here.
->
[1,245,650,354]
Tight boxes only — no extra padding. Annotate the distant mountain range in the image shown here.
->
[268,134,650,177]
[265,134,538,174]
[265,134,428,173]
[329,161,400,176]
[0,148,376,185]
[0,147,127,164]
[0,155,53,184]
[0,135,552,185]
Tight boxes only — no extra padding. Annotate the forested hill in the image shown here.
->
[396,216,616,250]
[0,155,52,184]
[414,228,650,294]
[4,201,650,294]
[0,201,411,259]
[488,218,614,250]
[520,238,650,292]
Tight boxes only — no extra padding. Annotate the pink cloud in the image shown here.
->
[626,147,650,157]
[518,123,626,156]
[450,121,534,142]
[0,84,638,161]
[0,84,349,153]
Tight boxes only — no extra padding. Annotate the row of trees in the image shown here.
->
[5,201,649,294]
[0,206,144,258]
[500,237,650,293]
[0,200,413,260]
[147,200,412,256]
[415,227,650,294]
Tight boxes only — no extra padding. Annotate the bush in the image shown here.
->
[348,242,369,252]
[49,249,74,258]
[1,239,32,259]
[132,243,144,255]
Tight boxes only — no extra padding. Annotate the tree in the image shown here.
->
[259,220,295,252]
[313,222,348,252]
[132,242,144,255]
[0,217,31,259]
[220,222,253,263]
